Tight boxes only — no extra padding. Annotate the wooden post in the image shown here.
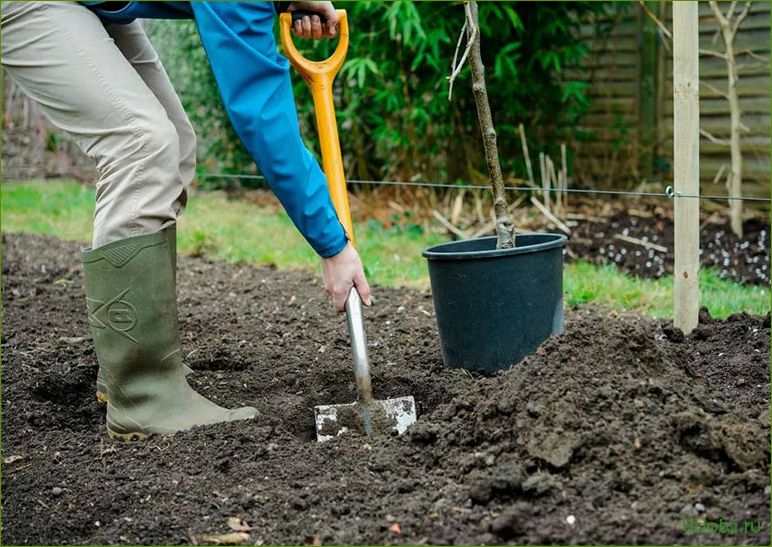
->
[673,2,700,334]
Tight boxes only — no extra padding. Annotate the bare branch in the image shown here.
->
[699,79,729,100]
[726,1,740,20]
[711,163,728,185]
[530,197,571,235]
[731,1,752,35]
[699,48,727,60]
[638,1,672,41]
[446,20,471,101]
[736,61,768,71]
[700,128,731,146]
[735,49,770,63]
[614,234,668,253]
[709,1,730,30]
[432,209,469,239]
[709,0,747,237]
[450,20,467,71]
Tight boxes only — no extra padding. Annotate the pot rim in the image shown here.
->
[422,233,568,261]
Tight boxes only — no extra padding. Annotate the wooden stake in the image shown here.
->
[546,156,559,217]
[560,143,568,211]
[450,188,466,226]
[539,152,550,213]
[518,123,535,184]
[673,2,700,334]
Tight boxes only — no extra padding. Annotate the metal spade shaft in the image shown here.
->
[345,288,374,434]
[280,10,416,440]
[280,9,374,404]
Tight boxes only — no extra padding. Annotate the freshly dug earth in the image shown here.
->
[2,233,769,546]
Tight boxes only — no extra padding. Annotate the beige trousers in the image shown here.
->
[1,1,196,248]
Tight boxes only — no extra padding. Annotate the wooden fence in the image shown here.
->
[568,1,770,199]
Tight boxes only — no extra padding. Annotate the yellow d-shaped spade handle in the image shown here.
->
[280,10,355,245]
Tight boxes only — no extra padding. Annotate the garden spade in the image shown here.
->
[280,10,417,442]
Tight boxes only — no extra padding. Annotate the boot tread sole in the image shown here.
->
[106,429,148,442]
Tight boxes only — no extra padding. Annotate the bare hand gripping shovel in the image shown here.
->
[280,10,417,442]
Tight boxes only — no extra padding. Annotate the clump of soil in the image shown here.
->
[2,233,769,545]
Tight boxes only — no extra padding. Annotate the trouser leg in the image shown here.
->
[1,1,184,248]
[1,1,195,405]
[106,20,196,215]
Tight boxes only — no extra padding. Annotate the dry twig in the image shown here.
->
[613,234,667,253]
[432,209,469,239]
[530,197,571,235]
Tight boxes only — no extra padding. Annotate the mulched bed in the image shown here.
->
[557,208,768,286]
[2,233,769,545]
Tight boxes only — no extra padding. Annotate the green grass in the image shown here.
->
[564,261,768,319]
[2,179,769,319]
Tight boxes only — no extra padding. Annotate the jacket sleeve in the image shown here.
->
[189,1,348,258]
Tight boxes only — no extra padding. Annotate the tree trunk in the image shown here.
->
[724,37,744,237]
[466,2,515,249]
[710,0,748,237]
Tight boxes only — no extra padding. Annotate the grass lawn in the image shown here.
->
[2,179,769,319]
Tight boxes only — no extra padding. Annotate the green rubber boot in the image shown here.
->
[83,228,257,440]
[94,225,191,402]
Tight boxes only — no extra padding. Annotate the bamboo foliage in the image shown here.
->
[143,3,606,189]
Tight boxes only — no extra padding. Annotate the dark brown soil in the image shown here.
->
[2,233,769,546]
[566,208,769,286]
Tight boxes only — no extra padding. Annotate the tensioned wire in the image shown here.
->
[3,167,767,202]
[197,172,771,203]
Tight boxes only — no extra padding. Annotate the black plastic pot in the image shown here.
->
[422,233,568,373]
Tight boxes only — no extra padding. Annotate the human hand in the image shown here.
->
[287,2,339,39]
[322,243,371,312]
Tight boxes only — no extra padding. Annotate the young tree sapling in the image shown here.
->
[448,1,516,249]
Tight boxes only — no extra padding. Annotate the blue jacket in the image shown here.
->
[83,1,348,258]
